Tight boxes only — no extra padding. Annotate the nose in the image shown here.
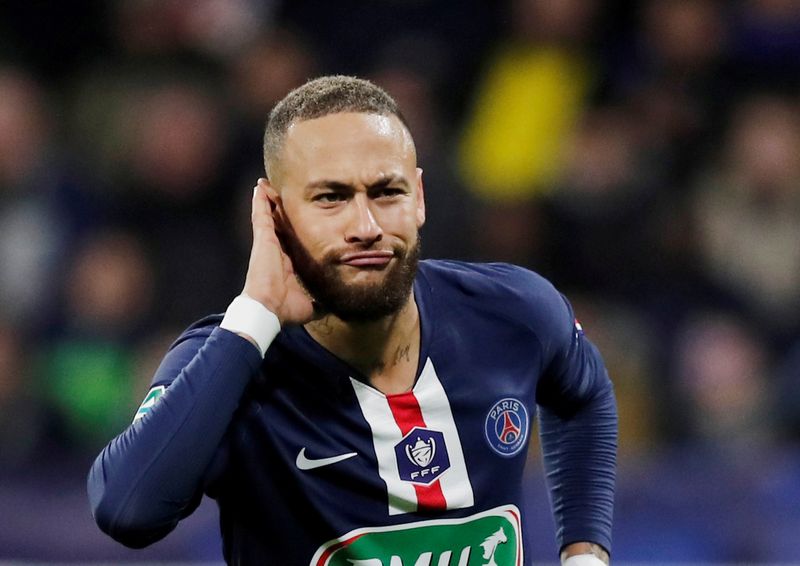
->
[344,194,383,245]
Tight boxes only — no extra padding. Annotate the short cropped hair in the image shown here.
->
[263,75,408,179]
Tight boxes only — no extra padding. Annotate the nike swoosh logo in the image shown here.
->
[296,447,358,471]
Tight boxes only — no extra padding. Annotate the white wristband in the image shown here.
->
[220,294,281,358]
[563,555,607,566]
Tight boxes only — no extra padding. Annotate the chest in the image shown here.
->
[229,339,541,509]
[216,340,543,563]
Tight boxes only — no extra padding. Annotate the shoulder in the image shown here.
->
[418,259,565,311]
[417,259,572,335]
[147,313,225,389]
[168,313,225,348]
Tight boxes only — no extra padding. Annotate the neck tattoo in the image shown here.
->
[392,344,411,366]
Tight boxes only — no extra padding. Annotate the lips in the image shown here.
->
[339,250,394,267]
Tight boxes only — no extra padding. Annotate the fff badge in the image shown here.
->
[394,427,450,485]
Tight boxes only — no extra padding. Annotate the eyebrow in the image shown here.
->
[304,174,409,193]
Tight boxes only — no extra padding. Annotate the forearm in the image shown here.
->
[539,381,617,555]
[88,327,262,547]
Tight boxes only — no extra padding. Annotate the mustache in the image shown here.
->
[274,209,400,261]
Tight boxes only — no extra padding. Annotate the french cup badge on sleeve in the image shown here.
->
[133,385,166,422]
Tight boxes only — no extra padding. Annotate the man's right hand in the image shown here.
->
[241,179,316,326]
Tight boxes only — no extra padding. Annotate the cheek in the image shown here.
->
[289,215,341,257]
[395,203,424,235]
[282,201,323,241]
[292,223,325,252]
[375,199,418,225]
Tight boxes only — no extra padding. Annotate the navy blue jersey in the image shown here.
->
[88,260,617,565]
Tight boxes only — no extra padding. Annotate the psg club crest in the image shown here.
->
[484,398,529,457]
[394,427,450,485]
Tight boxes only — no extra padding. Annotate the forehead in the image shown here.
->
[279,112,415,185]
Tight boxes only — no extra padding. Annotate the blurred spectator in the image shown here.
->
[125,79,228,201]
[64,231,154,336]
[619,0,729,187]
[87,75,243,325]
[643,0,725,75]
[227,27,319,184]
[459,0,599,199]
[37,231,154,454]
[0,69,49,188]
[458,0,599,265]
[230,28,317,126]
[544,105,662,295]
[670,312,777,453]
[0,66,98,334]
[114,0,275,59]
[691,94,800,339]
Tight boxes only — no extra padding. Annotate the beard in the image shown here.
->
[280,228,421,323]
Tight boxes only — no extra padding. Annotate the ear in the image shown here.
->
[258,178,280,207]
[415,167,426,228]
[258,178,286,230]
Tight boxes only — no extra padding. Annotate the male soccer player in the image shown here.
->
[88,76,617,565]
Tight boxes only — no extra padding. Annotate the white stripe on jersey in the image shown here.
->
[351,379,417,515]
[350,358,474,515]
[414,358,474,510]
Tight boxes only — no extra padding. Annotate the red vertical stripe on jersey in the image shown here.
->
[386,391,447,511]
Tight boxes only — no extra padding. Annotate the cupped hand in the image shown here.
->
[241,179,317,325]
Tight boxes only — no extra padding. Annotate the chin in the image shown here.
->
[339,264,392,281]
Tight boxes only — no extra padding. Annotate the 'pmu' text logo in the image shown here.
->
[310,504,523,566]
[394,427,450,485]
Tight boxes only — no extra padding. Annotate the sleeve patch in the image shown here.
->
[133,385,166,422]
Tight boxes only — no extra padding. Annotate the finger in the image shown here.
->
[281,248,296,275]
[251,184,275,230]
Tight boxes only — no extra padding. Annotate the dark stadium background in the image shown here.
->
[1,0,799,562]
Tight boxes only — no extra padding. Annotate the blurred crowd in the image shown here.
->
[1,0,800,562]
